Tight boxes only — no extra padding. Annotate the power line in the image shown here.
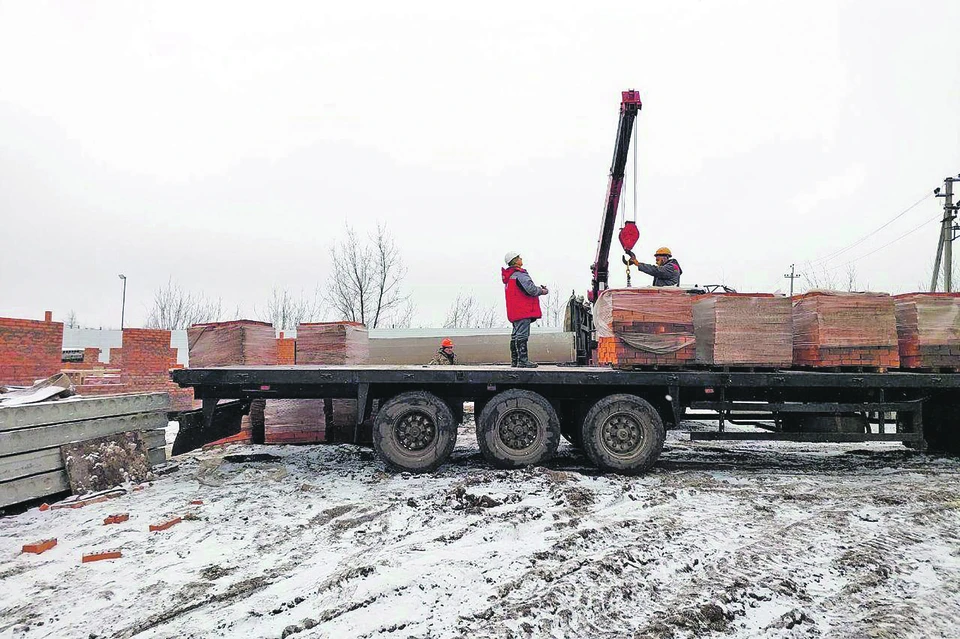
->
[810,191,934,264]
[819,211,943,272]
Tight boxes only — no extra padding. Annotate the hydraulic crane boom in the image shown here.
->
[589,90,642,303]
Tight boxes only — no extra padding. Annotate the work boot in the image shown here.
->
[510,339,519,367]
[516,339,538,368]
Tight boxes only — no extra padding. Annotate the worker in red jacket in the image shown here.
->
[502,251,548,368]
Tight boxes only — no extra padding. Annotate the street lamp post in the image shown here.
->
[118,274,127,330]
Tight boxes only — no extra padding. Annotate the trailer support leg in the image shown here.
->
[355,383,371,443]
[202,398,218,430]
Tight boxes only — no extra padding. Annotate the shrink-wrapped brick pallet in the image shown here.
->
[693,294,793,367]
[261,322,372,444]
[296,322,369,365]
[263,400,326,444]
[187,320,278,368]
[894,293,960,370]
[595,288,696,368]
[792,291,899,369]
[188,320,278,444]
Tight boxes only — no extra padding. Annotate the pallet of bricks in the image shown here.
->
[692,293,793,368]
[792,291,900,370]
[894,293,960,371]
[0,393,169,508]
[265,322,372,444]
[594,288,696,368]
[187,320,279,444]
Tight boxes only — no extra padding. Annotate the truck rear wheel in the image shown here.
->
[581,394,664,475]
[373,391,457,473]
[476,389,560,468]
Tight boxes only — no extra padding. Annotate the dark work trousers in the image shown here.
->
[511,318,532,342]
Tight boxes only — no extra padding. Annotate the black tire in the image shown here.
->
[581,394,665,475]
[372,391,457,473]
[476,389,561,468]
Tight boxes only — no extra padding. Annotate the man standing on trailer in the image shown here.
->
[428,338,458,365]
[502,251,548,368]
[629,246,682,287]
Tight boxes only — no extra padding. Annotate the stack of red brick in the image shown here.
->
[295,322,369,364]
[594,288,696,367]
[277,332,296,365]
[0,312,63,386]
[187,320,280,443]
[259,322,372,444]
[187,320,278,368]
[792,292,900,369]
[693,294,793,367]
[894,293,960,370]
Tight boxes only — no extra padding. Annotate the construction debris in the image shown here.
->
[1,394,168,508]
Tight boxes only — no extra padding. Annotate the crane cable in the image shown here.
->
[632,115,638,223]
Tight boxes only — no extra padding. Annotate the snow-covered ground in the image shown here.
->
[2,420,960,639]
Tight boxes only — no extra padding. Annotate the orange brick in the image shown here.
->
[22,539,57,554]
[149,517,182,532]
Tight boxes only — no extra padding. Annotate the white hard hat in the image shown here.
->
[504,251,521,266]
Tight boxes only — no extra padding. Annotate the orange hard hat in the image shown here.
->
[654,246,672,257]
[441,338,454,348]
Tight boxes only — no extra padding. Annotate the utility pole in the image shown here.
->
[783,264,801,297]
[931,176,958,292]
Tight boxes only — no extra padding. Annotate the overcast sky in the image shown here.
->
[1,1,958,329]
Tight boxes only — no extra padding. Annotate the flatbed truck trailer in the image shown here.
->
[170,365,960,474]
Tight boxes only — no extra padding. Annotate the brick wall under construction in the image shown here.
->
[0,312,64,386]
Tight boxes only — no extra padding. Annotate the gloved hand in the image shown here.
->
[540,285,549,295]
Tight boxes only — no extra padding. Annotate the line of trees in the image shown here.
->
[137,223,580,332]
[144,223,424,331]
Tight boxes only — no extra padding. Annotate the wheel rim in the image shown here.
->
[600,411,644,458]
[497,409,540,451]
[395,410,437,451]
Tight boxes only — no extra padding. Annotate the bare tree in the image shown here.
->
[844,264,860,292]
[255,287,321,331]
[325,223,409,328]
[802,262,839,292]
[65,310,80,329]
[539,291,565,328]
[145,278,224,329]
[444,294,505,329]
[381,299,418,329]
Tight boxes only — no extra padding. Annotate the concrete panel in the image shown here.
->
[0,412,168,457]
[368,333,576,365]
[0,471,69,508]
[0,393,170,431]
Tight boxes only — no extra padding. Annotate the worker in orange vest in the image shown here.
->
[428,338,458,365]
